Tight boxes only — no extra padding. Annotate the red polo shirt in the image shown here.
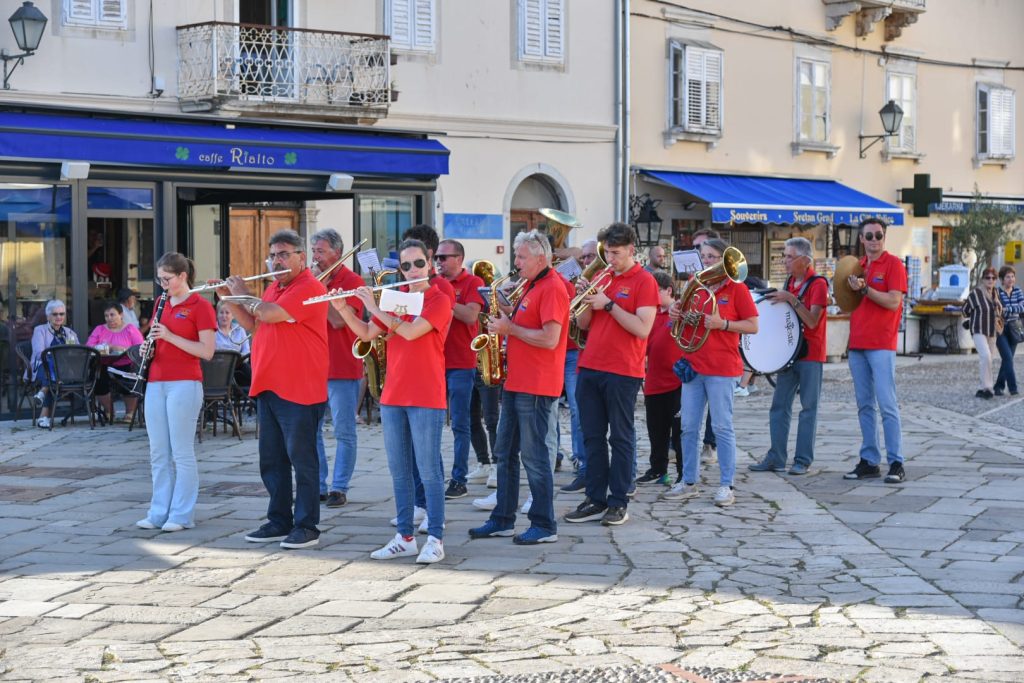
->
[684,279,758,377]
[431,273,456,303]
[506,269,569,397]
[849,251,907,351]
[148,293,217,382]
[249,269,329,405]
[578,263,659,378]
[326,266,366,380]
[444,269,485,370]
[787,269,829,363]
[375,284,453,409]
[645,310,683,395]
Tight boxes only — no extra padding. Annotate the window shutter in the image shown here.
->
[98,0,125,27]
[390,0,412,48]
[670,43,684,128]
[522,0,544,57]
[978,87,990,155]
[412,0,435,50]
[684,49,705,128]
[990,87,1016,157]
[66,0,95,23]
[703,50,722,130]
[544,0,563,59]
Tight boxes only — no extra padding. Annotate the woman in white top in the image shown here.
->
[214,300,251,355]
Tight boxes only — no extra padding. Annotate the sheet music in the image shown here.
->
[357,249,382,273]
[673,249,704,277]
[555,258,583,281]
[379,289,424,317]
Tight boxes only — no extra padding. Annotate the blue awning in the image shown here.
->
[0,110,449,177]
[642,170,904,226]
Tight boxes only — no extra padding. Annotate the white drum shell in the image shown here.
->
[740,297,802,374]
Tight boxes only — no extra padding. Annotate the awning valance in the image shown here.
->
[641,170,904,226]
[0,110,449,177]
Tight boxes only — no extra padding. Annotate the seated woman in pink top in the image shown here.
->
[86,301,145,422]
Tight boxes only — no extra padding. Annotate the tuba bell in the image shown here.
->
[538,207,583,251]
[671,246,747,352]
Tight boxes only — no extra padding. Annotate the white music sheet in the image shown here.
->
[379,289,424,317]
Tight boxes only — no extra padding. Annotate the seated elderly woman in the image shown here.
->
[86,300,145,423]
[214,299,252,387]
[30,299,81,428]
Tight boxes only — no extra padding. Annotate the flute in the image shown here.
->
[303,278,430,305]
[188,270,291,293]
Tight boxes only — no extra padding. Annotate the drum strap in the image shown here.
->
[785,275,825,361]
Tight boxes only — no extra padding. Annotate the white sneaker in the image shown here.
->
[390,506,426,527]
[467,463,491,483]
[33,390,45,407]
[370,532,418,560]
[663,482,700,501]
[472,491,497,511]
[416,535,445,564]
[36,416,51,429]
[161,522,187,532]
[733,386,749,397]
[520,495,533,515]
[135,519,157,530]
[418,516,446,535]
[486,469,498,488]
[701,444,717,464]
[714,486,735,507]
[747,384,759,395]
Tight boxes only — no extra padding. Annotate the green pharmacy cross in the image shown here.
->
[900,173,943,218]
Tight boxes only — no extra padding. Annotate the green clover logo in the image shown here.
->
[175,146,190,161]
[284,152,297,166]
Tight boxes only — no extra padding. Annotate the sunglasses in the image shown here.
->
[400,259,427,272]
[434,254,458,261]
[984,276,996,280]
[863,231,885,242]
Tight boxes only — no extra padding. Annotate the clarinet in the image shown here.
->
[130,293,167,396]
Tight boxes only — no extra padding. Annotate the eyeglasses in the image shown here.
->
[581,254,596,262]
[156,274,178,285]
[863,231,885,242]
[434,254,458,261]
[400,259,427,272]
[50,312,66,317]
[269,250,301,261]
[984,276,996,280]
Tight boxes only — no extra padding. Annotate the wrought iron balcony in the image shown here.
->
[176,22,391,121]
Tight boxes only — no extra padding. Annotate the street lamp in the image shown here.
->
[858,100,904,158]
[630,193,664,247]
[2,1,47,90]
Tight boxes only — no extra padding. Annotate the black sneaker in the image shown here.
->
[319,493,328,502]
[560,475,586,493]
[280,527,320,549]
[444,480,468,499]
[601,507,629,526]
[884,462,906,484]
[843,459,881,480]
[244,523,290,543]
[975,389,988,399]
[564,497,607,523]
[326,491,347,508]
[555,453,564,472]
[995,387,1005,396]
[635,470,667,485]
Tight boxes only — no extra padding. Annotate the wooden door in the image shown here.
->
[229,208,299,295]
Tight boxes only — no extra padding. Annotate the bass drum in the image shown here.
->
[740,295,803,375]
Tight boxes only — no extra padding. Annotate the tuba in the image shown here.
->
[351,268,397,400]
[671,246,747,352]
[567,242,609,348]
[470,272,513,386]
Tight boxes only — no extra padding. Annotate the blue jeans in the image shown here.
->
[446,368,475,484]
[470,372,500,464]
[563,350,585,469]
[995,332,1018,393]
[257,391,326,532]
[681,375,737,487]
[381,404,445,538]
[143,380,203,527]
[848,349,903,465]
[315,379,360,493]
[576,368,641,509]
[766,361,823,468]
[491,391,557,533]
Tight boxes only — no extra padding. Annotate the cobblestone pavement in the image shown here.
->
[0,354,1022,682]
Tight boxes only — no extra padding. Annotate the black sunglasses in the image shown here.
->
[400,259,427,272]
[863,231,885,241]
[434,254,458,261]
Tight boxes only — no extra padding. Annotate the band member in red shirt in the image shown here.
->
[749,237,828,476]
[637,271,683,487]
[435,239,485,499]
[469,230,568,544]
[311,229,365,508]
[334,239,452,564]
[844,218,908,484]
[565,222,658,527]
[668,238,758,508]
[136,252,216,533]
[222,230,328,550]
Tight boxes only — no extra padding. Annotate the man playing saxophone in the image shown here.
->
[564,222,658,527]
[468,230,568,545]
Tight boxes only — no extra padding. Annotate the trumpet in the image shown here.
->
[302,277,429,305]
[315,238,367,283]
[188,270,291,293]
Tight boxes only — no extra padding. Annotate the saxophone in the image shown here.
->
[469,272,512,386]
[351,268,397,400]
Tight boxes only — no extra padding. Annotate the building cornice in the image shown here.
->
[384,113,618,142]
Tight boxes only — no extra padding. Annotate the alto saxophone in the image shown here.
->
[351,268,397,400]
[469,273,512,386]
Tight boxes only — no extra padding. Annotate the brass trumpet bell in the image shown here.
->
[472,259,496,286]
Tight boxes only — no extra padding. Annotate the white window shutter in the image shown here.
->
[390,0,412,48]
[412,0,435,50]
[522,0,544,58]
[66,0,95,23]
[98,0,125,26]
[544,0,563,59]
[990,87,1016,157]
[704,50,722,130]
[684,48,705,128]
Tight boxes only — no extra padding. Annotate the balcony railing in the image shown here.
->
[176,22,391,117]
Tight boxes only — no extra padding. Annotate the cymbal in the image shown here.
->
[833,255,865,313]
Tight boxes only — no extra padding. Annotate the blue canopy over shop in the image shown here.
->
[641,170,904,226]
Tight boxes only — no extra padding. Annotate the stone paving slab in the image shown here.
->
[0,355,1023,680]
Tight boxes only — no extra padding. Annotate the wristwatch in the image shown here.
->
[859,285,870,296]
[603,301,615,313]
